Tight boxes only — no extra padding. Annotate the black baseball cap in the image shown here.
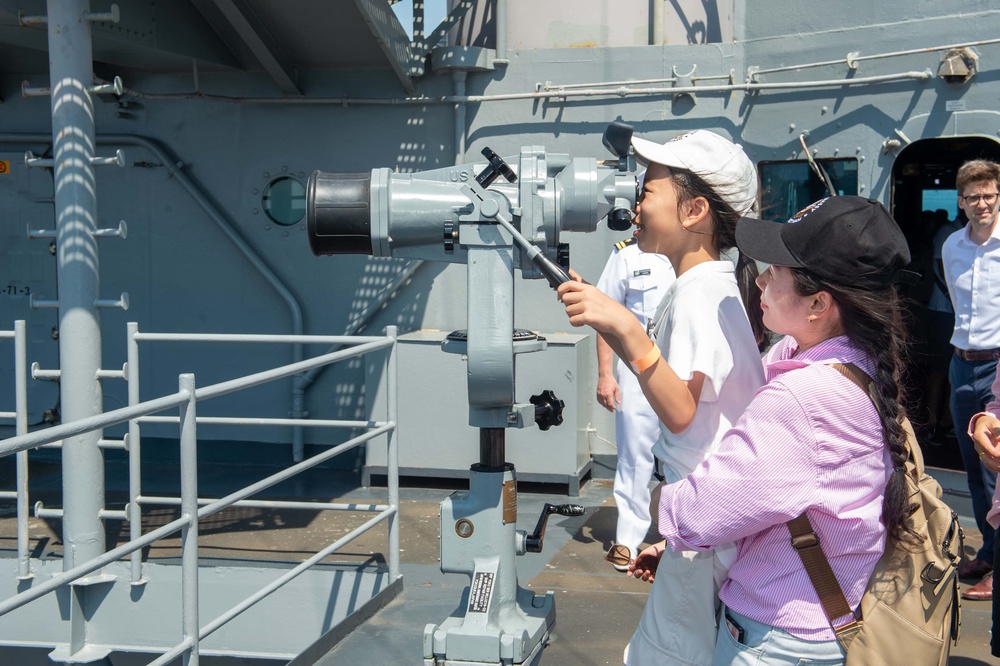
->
[735,196,911,290]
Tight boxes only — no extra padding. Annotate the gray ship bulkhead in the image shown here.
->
[0,0,998,663]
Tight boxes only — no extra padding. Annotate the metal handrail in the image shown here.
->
[0,336,393,457]
[0,507,194,616]
[0,389,190,456]
[0,322,30,579]
[147,508,395,666]
[122,323,396,583]
[196,425,393,522]
[0,324,399,665]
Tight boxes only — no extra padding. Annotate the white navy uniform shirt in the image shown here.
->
[596,238,675,331]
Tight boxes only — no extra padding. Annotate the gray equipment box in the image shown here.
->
[365,330,592,495]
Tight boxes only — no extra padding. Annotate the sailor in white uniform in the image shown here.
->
[595,236,675,568]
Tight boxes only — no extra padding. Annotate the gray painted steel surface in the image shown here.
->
[0,0,998,663]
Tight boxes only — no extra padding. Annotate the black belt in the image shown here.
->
[954,347,1000,362]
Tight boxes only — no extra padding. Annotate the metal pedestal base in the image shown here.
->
[422,586,554,666]
[423,465,555,665]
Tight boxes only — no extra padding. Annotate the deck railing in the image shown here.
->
[0,321,399,664]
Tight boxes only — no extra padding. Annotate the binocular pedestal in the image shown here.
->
[423,430,555,666]
[307,124,639,666]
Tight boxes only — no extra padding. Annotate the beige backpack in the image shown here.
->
[787,362,962,666]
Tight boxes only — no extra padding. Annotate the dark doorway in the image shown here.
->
[892,136,1000,470]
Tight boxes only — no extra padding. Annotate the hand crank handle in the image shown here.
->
[524,503,586,553]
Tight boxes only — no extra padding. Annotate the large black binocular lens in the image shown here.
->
[307,171,373,256]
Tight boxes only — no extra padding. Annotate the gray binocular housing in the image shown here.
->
[307,125,638,283]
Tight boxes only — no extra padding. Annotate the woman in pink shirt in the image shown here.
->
[630,196,916,665]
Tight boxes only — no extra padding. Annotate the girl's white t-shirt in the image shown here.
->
[649,261,765,482]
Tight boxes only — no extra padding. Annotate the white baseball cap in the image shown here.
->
[631,130,758,217]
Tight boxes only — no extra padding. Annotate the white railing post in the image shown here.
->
[127,322,144,585]
[178,373,199,666]
[14,320,30,580]
[386,326,400,581]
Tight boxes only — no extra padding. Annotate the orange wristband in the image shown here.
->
[630,343,661,374]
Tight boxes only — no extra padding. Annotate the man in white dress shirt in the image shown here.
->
[943,159,1000,600]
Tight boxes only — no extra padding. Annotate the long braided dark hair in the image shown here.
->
[790,268,920,546]
[670,168,769,352]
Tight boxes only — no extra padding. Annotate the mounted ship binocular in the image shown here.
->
[304,119,645,666]
[307,122,638,286]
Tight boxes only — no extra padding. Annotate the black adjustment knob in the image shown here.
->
[476,147,517,188]
[530,389,565,431]
[602,121,634,159]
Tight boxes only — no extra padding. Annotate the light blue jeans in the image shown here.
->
[714,607,845,666]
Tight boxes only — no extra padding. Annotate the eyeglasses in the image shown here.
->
[961,192,1000,206]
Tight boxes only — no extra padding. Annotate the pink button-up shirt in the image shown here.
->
[658,335,892,640]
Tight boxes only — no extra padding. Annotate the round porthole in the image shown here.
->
[262,176,306,226]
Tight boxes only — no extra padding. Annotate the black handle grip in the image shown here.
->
[533,253,571,288]
[524,503,587,553]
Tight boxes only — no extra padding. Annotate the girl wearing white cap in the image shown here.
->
[631,196,916,665]
[559,129,767,665]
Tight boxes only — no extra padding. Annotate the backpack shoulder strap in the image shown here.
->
[828,362,879,407]
[785,361,905,644]
[829,362,923,478]
[787,513,860,635]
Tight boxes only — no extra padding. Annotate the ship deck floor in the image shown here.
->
[321,469,996,666]
[0,460,995,665]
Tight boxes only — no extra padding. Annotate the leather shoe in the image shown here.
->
[962,572,994,601]
[958,557,993,580]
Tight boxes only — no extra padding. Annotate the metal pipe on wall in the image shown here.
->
[123,67,935,106]
[98,134,307,461]
[0,132,309,461]
[652,0,663,45]
[454,69,467,164]
[299,261,421,391]
[495,0,507,62]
